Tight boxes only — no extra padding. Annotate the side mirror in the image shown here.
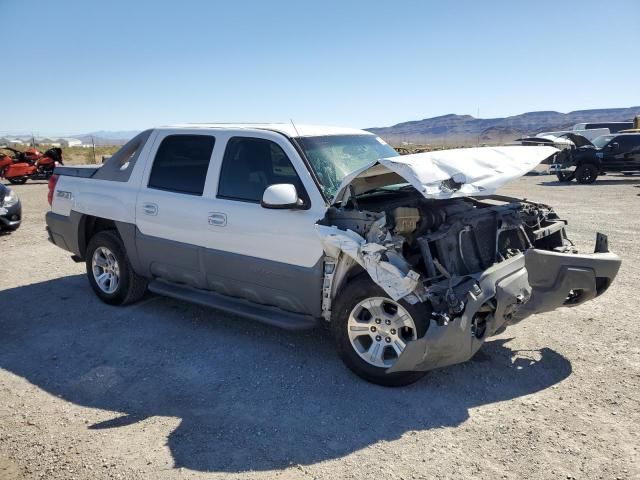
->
[261,184,303,209]
[609,142,619,150]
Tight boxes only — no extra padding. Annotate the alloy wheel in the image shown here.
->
[91,246,120,294]
[347,297,417,368]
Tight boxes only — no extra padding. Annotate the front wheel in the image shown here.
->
[575,163,599,184]
[331,275,431,387]
[555,171,574,182]
[8,177,27,185]
[85,230,147,305]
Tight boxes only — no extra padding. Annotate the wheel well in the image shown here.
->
[332,263,365,299]
[79,216,118,257]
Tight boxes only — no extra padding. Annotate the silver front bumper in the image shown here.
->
[388,235,621,373]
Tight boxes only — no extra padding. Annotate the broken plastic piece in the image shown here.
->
[316,225,421,301]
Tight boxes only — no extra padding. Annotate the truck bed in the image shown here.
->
[54,165,101,178]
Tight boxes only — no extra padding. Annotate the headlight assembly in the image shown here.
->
[3,190,18,207]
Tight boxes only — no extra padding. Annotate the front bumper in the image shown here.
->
[549,163,576,173]
[0,201,22,230]
[388,234,621,373]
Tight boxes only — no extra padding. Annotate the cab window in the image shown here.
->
[217,137,307,203]
[148,135,215,195]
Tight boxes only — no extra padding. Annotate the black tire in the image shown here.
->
[8,177,27,185]
[575,163,599,184]
[85,230,147,305]
[331,275,431,387]
[555,171,574,182]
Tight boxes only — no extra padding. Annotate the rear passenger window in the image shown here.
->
[148,135,215,195]
[217,137,306,203]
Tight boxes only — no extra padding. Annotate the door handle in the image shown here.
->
[142,203,158,216]
[208,212,227,227]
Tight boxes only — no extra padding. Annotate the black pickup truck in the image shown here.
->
[550,133,640,183]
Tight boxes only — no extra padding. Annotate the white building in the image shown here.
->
[35,138,61,147]
[60,138,82,147]
[4,138,25,147]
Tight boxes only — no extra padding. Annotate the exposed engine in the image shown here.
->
[319,191,573,328]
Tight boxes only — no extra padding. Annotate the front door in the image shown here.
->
[200,131,327,315]
[603,136,640,171]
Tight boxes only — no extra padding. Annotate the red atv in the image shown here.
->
[0,146,63,184]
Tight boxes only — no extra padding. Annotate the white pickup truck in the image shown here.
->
[46,124,621,386]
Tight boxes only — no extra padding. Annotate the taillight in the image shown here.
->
[48,174,59,206]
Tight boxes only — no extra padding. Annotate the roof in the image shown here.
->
[161,123,372,138]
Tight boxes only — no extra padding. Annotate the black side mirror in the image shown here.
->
[609,142,619,150]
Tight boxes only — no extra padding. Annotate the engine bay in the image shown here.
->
[318,188,574,328]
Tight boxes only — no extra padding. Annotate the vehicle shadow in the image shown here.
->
[0,274,572,473]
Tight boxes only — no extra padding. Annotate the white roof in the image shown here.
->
[333,145,558,204]
[162,123,372,138]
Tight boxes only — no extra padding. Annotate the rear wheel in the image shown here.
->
[331,275,430,387]
[555,171,574,182]
[8,177,27,185]
[575,163,599,184]
[86,230,147,305]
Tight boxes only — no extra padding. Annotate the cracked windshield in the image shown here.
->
[297,134,398,198]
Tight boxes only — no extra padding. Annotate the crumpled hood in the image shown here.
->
[331,145,558,204]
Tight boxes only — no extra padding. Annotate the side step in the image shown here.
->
[148,280,319,330]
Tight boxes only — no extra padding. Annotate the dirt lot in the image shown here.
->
[0,174,638,480]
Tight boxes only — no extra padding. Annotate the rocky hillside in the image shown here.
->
[367,107,640,146]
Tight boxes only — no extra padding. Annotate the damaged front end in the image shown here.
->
[316,146,621,373]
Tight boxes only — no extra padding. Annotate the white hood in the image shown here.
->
[332,145,558,204]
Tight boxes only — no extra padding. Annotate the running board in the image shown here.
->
[148,280,319,330]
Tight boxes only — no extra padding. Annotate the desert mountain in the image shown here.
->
[367,107,640,145]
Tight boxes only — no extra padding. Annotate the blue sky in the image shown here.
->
[1,0,639,135]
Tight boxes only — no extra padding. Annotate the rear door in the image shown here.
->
[135,129,217,287]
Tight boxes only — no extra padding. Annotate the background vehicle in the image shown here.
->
[536,121,634,142]
[550,132,640,183]
[0,146,63,184]
[0,183,22,231]
[536,126,609,142]
[571,122,633,133]
[44,124,620,386]
[619,115,640,133]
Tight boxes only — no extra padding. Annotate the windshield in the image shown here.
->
[296,134,398,198]
[592,135,614,149]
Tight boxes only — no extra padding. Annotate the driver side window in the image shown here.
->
[217,137,307,203]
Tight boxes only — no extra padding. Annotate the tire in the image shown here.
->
[555,171,574,182]
[331,275,431,387]
[85,230,147,305]
[575,163,599,184]
[8,177,27,185]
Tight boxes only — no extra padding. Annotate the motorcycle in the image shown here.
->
[0,146,64,184]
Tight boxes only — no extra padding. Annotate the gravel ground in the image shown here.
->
[0,174,638,480]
